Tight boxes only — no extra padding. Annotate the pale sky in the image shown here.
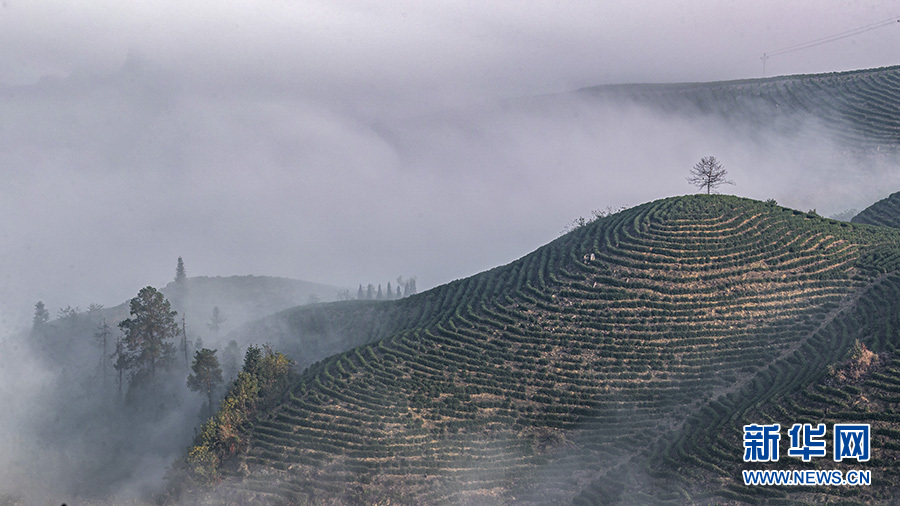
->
[1,0,899,330]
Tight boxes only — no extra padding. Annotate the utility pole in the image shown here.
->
[181,314,189,367]
[760,53,769,77]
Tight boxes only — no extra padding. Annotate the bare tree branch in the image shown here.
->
[687,156,734,194]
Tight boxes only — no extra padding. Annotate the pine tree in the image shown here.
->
[111,335,128,399]
[208,306,226,339]
[376,284,383,300]
[404,278,417,297]
[57,305,80,321]
[357,284,364,300]
[187,348,223,419]
[94,318,113,388]
[221,340,241,381]
[175,256,187,284]
[32,301,50,338]
[117,286,179,386]
[181,315,189,367]
[386,282,394,300]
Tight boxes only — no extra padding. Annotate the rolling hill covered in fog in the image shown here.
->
[8,63,900,505]
[574,65,900,151]
[161,65,900,505]
[182,194,900,505]
[7,2,900,504]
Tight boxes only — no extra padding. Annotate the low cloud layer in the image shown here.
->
[2,3,900,502]
[2,61,897,330]
[3,1,900,326]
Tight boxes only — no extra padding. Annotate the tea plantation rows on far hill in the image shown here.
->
[579,65,900,151]
[854,191,900,229]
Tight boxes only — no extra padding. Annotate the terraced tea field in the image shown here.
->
[577,270,900,504]
[189,195,900,504]
[581,65,900,150]
[854,191,900,228]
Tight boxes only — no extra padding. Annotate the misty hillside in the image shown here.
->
[853,191,900,228]
[226,298,424,373]
[184,194,900,504]
[30,274,344,377]
[54,274,343,345]
[160,275,343,339]
[2,273,343,504]
[11,4,900,505]
[577,65,900,151]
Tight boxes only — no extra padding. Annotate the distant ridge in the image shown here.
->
[88,274,343,342]
[853,190,900,228]
[189,194,900,504]
[577,65,900,150]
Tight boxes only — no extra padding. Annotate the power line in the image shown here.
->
[769,17,900,57]
[761,16,900,75]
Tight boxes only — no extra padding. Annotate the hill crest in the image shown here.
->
[573,65,900,151]
[184,194,900,504]
[853,190,900,228]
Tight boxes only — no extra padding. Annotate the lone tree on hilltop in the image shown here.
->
[175,256,187,284]
[688,156,733,194]
[32,301,50,338]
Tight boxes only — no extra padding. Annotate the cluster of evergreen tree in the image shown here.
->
[31,300,107,364]
[356,277,417,301]
[30,258,229,417]
[176,344,295,488]
[19,256,309,501]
